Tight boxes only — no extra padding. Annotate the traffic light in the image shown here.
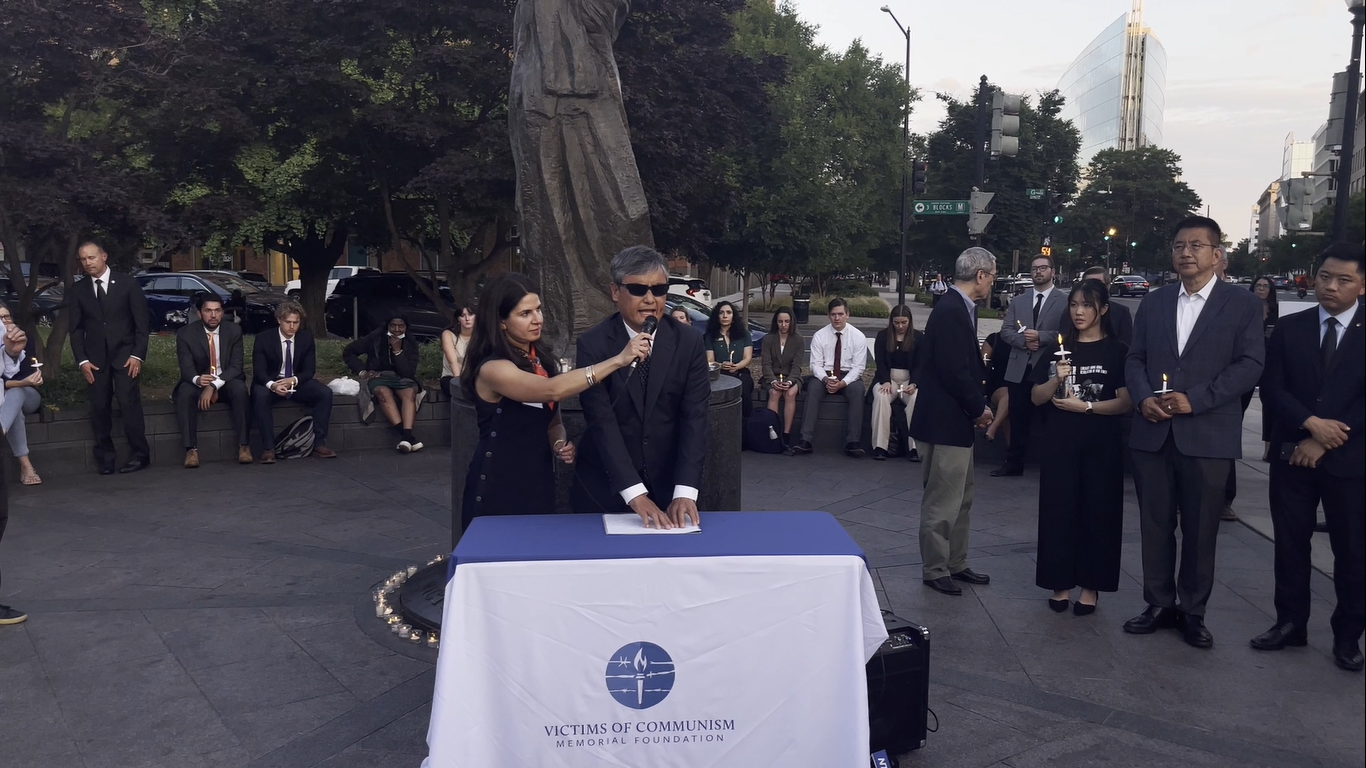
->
[990,90,1021,158]
[1048,193,1065,224]
[1129,241,1137,248]
[1282,177,1313,231]
[911,160,928,196]
[968,187,994,236]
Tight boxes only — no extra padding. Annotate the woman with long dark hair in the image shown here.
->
[870,304,923,461]
[761,306,804,447]
[1030,281,1131,616]
[705,300,754,418]
[440,304,475,396]
[461,274,650,530]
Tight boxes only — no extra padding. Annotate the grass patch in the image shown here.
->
[750,295,890,318]
[35,330,447,410]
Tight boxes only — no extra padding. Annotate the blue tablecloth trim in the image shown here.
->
[446,511,865,583]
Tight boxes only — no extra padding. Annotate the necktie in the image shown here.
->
[1321,318,1339,371]
[832,331,843,380]
[207,331,217,376]
[96,278,107,302]
[284,339,294,379]
[1032,292,1043,327]
[637,350,650,394]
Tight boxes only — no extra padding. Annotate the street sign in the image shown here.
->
[911,200,969,215]
[1026,188,1044,200]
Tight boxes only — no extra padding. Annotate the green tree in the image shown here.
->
[1227,238,1257,278]
[1055,147,1202,275]
[1311,190,1366,246]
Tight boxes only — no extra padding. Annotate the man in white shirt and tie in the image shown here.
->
[790,298,869,457]
[174,294,252,468]
[251,302,338,462]
[995,253,1067,477]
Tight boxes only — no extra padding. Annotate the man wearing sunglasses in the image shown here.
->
[572,246,711,529]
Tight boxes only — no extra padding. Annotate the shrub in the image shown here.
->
[825,279,878,298]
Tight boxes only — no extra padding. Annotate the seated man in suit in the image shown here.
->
[571,246,710,529]
[1123,216,1264,649]
[251,302,337,462]
[1254,242,1364,672]
[174,293,252,467]
[789,298,869,458]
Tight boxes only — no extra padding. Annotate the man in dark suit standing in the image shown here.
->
[909,247,996,596]
[68,241,151,474]
[174,293,252,468]
[993,253,1067,477]
[1123,216,1264,648]
[251,301,338,462]
[1253,242,1364,672]
[571,246,710,529]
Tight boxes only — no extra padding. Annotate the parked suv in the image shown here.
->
[668,275,712,306]
[326,272,452,339]
[287,265,378,299]
[1110,275,1150,297]
[136,272,289,332]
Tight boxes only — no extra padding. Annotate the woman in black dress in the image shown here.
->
[982,332,1011,443]
[461,274,651,531]
[1030,281,1131,616]
[870,305,923,461]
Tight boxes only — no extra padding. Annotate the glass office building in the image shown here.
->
[1058,4,1166,165]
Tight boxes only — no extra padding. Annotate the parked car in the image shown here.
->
[0,277,65,325]
[234,271,271,289]
[665,296,767,354]
[1271,275,1292,290]
[287,265,378,299]
[1110,275,1150,297]
[990,277,1031,310]
[135,272,289,332]
[668,275,712,307]
[326,272,452,339]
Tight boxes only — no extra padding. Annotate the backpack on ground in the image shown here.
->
[274,416,315,459]
[743,408,785,454]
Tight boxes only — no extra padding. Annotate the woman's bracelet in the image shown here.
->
[584,365,597,386]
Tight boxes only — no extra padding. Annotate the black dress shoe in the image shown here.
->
[990,463,1023,477]
[790,440,813,455]
[1123,605,1183,634]
[922,577,962,596]
[98,465,117,476]
[1181,614,1214,649]
[1249,623,1307,651]
[118,460,149,474]
[1334,639,1364,672]
[906,448,921,463]
[1048,598,1069,613]
[951,568,990,585]
[844,443,864,458]
[872,447,887,461]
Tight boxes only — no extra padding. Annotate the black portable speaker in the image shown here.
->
[866,610,930,753]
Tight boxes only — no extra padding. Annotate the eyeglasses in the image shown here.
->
[1171,242,1216,254]
[1030,266,1053,273]
[616,282,669,298]
[0,314,11,322]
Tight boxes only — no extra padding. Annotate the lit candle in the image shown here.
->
[1016,321,1026,331]
[1156,373,1171,395]
[426,633,440,649]
[1054,333,1069,361]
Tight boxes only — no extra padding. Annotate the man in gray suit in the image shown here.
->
[1122,216,1264,649]
[993,253,1068,477]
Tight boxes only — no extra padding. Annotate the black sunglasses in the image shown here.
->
[616,282,669,298]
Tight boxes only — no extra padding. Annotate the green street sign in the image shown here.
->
[911,200,969,215]
[1025,188,1044,200]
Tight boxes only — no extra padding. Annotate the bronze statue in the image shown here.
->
[509,0,655,355]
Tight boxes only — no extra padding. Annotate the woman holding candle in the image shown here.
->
[461,273,651,531]
[871,305,923,461]
[706,301,754,418]
[981,332,1011,443]
[1030,281,1132,615]
[761,307,804,448]
[0,302,43,485]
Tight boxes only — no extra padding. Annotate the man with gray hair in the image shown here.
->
[909,247,997,595]
[571,246,711,529]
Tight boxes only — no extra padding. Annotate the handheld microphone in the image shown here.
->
[630,315,658,368]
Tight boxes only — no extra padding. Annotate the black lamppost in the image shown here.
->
[881,5,911,308]
[1332,0,1365,242]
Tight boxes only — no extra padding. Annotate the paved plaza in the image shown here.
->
[0,416,1361,767]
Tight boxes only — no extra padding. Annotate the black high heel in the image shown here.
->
[1073,597,1097,616]
[1048,598,1069,613]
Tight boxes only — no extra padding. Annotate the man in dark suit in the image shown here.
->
[68,241,151,474]
[1083,266,1133,344]
[909,247,996,596]
[571,246,710,529]
[1123,216,1264,648]
[251,301,337,462]
[174,293,252,468]
[1253,242,1364,672]
[993,253,1068,477]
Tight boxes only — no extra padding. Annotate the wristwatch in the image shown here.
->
[1085,401,1094,414]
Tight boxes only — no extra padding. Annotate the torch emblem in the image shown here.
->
[605,642,675,709]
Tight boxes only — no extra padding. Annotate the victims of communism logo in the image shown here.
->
[605,642,675,709]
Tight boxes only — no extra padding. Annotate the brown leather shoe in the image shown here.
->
[183,449,200,469]
[260,450,276,465]
[312,445,338,459]
[238,445,253,464]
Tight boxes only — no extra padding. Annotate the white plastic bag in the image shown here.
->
[328,376,361,397]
